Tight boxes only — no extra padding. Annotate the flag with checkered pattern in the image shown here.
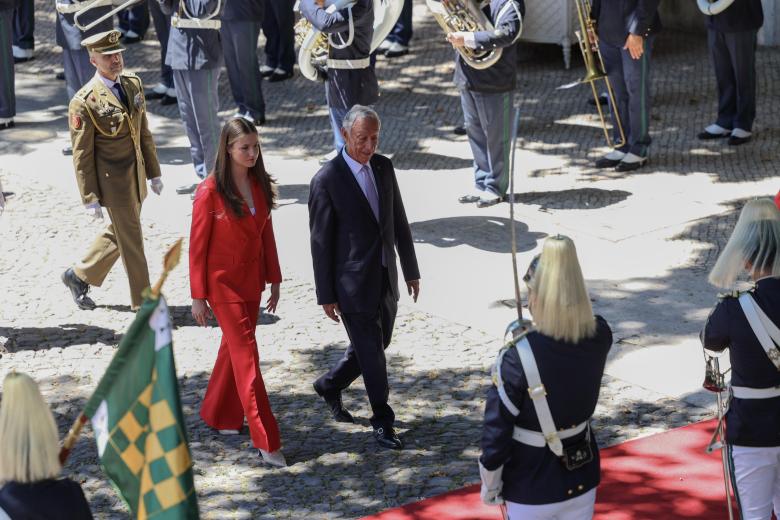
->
[84,295,199,519]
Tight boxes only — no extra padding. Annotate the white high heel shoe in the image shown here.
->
[259,449,287,467]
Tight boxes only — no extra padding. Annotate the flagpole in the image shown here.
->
[59,413,87,464]
[59,239,183,464]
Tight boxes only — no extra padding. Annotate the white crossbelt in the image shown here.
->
[512,422,588,448]
[738,293,780,370]
[56,0,111,14]
[732,385,780,399]
[327,57,370,69]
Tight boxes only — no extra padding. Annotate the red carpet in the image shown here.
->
[363,420,737,520]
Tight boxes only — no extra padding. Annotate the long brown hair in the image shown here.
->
[212,118,277,217]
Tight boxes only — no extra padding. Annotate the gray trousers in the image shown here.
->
[12,0,34,51]
[63,47,94,99]
[173,68,221,179]
[460,89,514,197]
[148,0,173,88]
[0,9,15,119]
[601,36,654,157]
[709,28,758,132]
[221,20,265,120]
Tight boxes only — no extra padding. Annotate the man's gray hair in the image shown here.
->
[342,105,381,134]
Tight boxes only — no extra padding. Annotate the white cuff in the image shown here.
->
[464,32,478,49]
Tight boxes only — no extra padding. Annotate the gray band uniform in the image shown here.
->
[159,0,224,179]
[0,1,15,120]
[300,0,378,151]
[149,0,174,90]
[221,0,266,121]
[56,0,113,98]
[454,0,523,199]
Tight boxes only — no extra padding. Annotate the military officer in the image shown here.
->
[300,0,379,156]
[61,30,164,311]
[55,0,113,154]
[0,0,15,131]
[158,0,224,195]
[221,0,266,125]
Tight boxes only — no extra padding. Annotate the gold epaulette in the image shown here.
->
[717,289,742,299]
[72,84,93,103]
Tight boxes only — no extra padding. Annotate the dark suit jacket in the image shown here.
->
[0,478,93,519]
[591,0,662,48]
[308,152,420,314]
[706,0,763,33]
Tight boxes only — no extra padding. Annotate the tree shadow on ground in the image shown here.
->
[276,184,310,206]
[0,324,121,353]
[411,216,546,254]
[510,188,632,210]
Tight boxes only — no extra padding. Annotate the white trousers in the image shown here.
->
[506,488,596,520]
[731,445,780,520]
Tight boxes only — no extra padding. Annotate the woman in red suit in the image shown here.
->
[189,117,286,467]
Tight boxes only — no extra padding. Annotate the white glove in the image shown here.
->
[479,460,504,505]
[150,177,163,195]
[85,202,104,220]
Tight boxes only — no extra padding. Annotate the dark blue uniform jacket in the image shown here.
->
[481,316,612,505]
[706,0,763,33]
[701,277,780,447]
[591,0,662,48]
[300,0,379,109]
[223,0,264,21]
[453,0,524,94]
[0,479,93,519]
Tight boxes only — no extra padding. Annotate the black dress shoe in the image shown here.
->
[145,91,166,100]
[0,120,14,131]
[56,71,65,80]
[268,70,294,83]
[594,157,622,169]
[313,382,354,423]
[453,125,467,136]
[615,157,647,173]
[374,427,403,450]
[698,130,730,140]
[13,56,33,64]
[159,94,178,106]
[728,135,752,146]
[121,34,142,44]
[62,145,73,156]
[61,268,96,310]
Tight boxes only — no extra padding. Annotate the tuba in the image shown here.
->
[425,0,505,70]
[697,0,735,15]
[58,0,142,32]
[295,0,404,82]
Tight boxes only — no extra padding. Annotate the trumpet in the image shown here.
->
[58,0,143,32]
[573,0,625,149]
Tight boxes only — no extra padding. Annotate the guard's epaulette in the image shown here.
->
[123,73,142,86]
[717,289,742,299]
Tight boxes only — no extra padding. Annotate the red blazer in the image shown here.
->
[189,176,282,303]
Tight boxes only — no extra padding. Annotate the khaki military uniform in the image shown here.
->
[68,71,161,308]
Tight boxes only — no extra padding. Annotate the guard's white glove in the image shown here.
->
[150,177,163,195]
[479,460,504,505]
[85,202,104,220]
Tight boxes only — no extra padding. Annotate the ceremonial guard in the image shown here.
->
[261,0,295,81]
[300,0,379,155]
[701,198,780,520]
[222,0,266,125]
[61,30,163,311]
[0,0,15,131]
[590,0,661,172]
[55,0,113,154]
[446,0,524,208]
[12,0,34,62]
[159,0,224,195]
[145,0,177,105]
[480,236,612,519]
[697,0,763,146]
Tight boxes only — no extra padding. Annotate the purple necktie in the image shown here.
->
[359,165,380,222]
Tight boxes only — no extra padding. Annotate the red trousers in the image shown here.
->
[200,300,281,452]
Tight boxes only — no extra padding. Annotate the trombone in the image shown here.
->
[59,0,144,32]
[573,0,625,149]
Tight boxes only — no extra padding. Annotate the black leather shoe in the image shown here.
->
[160,94,178,106]
[145,91,166,100]
[374,427,403,450]
[615,158,647,172]
[62,145,73,156]
[453,125,467,136]
[56,71,65,80]
[268,70,294,83]
[698,130,730,140]
[313,382,354,423]
[61,268,96,310]
[728,135,752,146]
[0,120,14,131]
[594,157,621,169]
[121,34,142,44]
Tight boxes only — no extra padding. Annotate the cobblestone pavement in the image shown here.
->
[2,1,779,519]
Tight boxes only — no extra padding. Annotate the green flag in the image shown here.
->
[84,295,199,520]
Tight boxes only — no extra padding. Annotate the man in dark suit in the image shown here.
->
[308,105,420,450]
